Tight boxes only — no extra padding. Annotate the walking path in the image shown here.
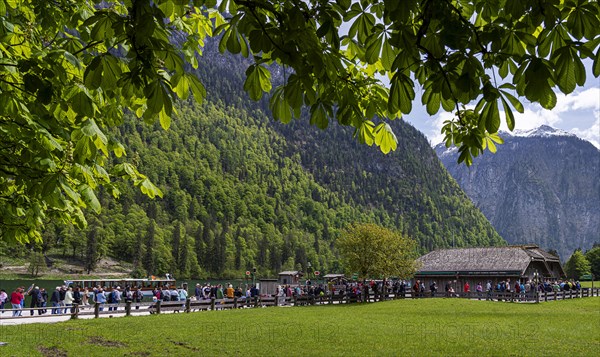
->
[0,307,181,326]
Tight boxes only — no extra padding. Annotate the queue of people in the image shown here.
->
[482,279,583,299]
[1,282,263,317]
[0,284,182,316]
[0,278,589,316]
[409,278,585,300]
[193,283,256,301]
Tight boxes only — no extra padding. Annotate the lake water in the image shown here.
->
[0,279,64,306]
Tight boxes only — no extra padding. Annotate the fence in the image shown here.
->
[393,287,599,302]
[1,288,598,321]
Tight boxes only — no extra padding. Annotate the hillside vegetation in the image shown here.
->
[1,43,503,278]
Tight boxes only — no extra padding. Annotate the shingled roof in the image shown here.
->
[417,245,560,274]
[278,271,303,276]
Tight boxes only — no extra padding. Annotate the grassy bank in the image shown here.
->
[0,273,130,280]
[1,298,598,356]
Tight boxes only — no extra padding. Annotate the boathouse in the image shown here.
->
[415,245,565,293]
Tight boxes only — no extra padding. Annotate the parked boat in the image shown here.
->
[64,275,176,296]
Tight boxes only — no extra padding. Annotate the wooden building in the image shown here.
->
[322,273,346,282]
[415,245,565,293]
[258,278,278,296]
[278,271,303,285]
[323,273,346,293]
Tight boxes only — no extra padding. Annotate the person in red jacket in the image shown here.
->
[464,282,470,297]
[412,280,421,297]
[10,288,24,317]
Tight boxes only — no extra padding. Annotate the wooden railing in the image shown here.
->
[1,288,598,321]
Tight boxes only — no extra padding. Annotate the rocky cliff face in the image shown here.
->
[436,126,600,260]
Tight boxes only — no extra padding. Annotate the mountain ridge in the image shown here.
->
[436,126,600,260]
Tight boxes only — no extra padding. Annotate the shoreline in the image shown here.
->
[0,273,131,280]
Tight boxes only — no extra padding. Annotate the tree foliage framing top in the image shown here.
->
[0,0,598,243]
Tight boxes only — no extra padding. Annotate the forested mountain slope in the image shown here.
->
[197,39,503,253]
[14,41,503,279]
[273,113,505,251]
[436,126,600,260]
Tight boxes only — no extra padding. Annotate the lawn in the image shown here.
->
[580,281,599,288]
[1,298,598,356]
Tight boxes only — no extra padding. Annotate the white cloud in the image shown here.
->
[499,107,563,132]
[428,111,454,145]
[570,113,600,149]
[499,88,598,132]
[506,88,599,146]
[554,87,600,113]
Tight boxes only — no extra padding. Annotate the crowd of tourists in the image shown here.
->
[193,283,257,301]
[409,278,584,300]
[273,283,328,305]
[0,284,189,317]
[0,282,273,317]
[0,278,589,317]
[281,280,396,302]
[0,285,51,317]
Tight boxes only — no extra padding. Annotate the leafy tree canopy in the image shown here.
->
[336,223,419,279]
[584,246,600,279]
[564,249,591,280]
[1,0,598,243]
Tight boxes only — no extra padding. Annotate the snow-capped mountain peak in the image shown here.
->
[509,125,577,138]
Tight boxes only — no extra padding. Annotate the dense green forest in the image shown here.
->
[1,42,504,279]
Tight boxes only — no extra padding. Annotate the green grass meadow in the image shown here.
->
[580,281,599,288]
[1,298,598,356]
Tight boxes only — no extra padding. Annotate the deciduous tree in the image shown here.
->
[27,250,47,277]
[564,249,591,280]
[585,246,600,279]
[336,223,419,279]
